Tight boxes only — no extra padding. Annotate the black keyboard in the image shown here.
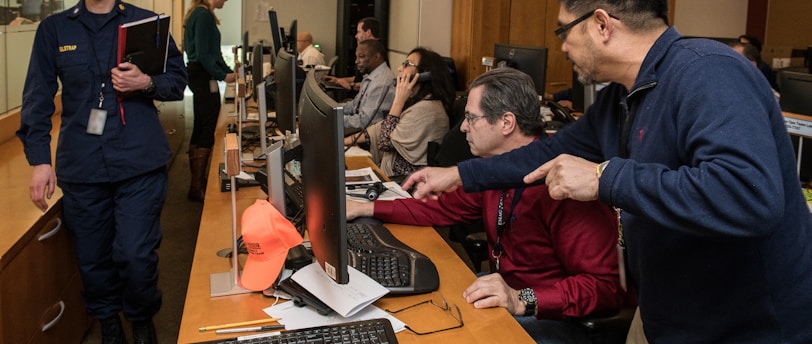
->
[194,318,398,344]
[346,223,439,294]
[284,169,305,215]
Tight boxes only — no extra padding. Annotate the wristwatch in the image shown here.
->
[596,160,609,178]
[143,78,156,93]
[518,288,537,316]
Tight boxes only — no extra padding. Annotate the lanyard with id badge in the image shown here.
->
[84,19,120,136]
[88,85,107,135]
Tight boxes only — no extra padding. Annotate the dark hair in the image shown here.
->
[469,68,545,137]
[731,42,761,63]
[560,0,669,30]
[359,17,381,39]
[358,39,386,60]
[403,47,456,116]
[738,34,763,52]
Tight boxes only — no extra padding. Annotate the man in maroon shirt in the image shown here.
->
[347,68,625,343]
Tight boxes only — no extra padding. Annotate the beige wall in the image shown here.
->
[673,0,747,38]
[241,0,338,60]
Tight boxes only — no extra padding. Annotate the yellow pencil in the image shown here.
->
[199,318,281,332]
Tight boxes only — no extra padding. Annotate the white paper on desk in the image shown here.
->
[344,146,372,157]
[263,301,406,332]
[221,166,255,181]
[290,262,389,317]
[346,182,411,201]
[345,167,381,185]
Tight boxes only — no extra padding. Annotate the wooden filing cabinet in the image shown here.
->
[0,200,91,344]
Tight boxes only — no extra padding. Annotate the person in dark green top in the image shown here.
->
[183,0,236,202]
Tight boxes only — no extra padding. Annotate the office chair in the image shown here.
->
[427,96,492,272]
[575,305,636,344]
[327,55,339,75]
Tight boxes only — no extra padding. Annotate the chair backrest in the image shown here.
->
[327,56,339,76]
[441,56,462,91]
[428,95,475,167]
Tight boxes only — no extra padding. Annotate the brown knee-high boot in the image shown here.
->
[188,146,211,202]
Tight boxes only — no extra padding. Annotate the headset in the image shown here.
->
[347,182,387,201]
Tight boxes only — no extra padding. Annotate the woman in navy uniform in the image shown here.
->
[17,0,187,343]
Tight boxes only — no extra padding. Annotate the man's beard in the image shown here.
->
[573,37,602,85]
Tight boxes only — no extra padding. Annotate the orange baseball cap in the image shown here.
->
[240,199,303,291]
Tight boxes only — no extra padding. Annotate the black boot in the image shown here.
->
[132,319,157,344]
[100,315,127,344]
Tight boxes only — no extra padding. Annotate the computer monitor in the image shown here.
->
[779,71,812,183]
[262,141,286,216]
[298,68,348,284]
[494,43,548,96]
[286,20,297,54]
[251,41,265,102]
[780,71,812,115]
[275,49,298,135]
[241,31,250,66]
[571,69,596,113]
[268,10,283,59]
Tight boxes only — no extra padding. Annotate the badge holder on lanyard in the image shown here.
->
[83,19,126,136]
[491,188,524,272]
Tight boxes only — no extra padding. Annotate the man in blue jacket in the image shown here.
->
[403,0,812,342]
[17,0,187,343]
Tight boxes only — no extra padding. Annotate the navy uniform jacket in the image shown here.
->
[457,27,812,343]
[18,0,187,184]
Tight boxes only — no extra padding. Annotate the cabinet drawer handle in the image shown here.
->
[41,301,65,332]
[38,218,62,241]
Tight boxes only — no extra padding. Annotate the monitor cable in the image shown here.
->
[344,83,393,152]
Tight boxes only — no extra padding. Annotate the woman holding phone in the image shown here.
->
[346,47,455,178]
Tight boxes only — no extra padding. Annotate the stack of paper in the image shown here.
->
[263,262,406,332]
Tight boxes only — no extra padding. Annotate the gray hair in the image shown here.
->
[469,68,545,136]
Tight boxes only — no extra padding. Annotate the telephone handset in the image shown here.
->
[545,99,577,124]
[393,72,431,86]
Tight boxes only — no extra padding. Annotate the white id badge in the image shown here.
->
[209,79,219,93]
[87,108,107,135]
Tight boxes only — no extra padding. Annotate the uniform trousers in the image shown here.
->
[59,167,167,321]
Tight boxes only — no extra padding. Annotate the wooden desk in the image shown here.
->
[177,112,533,344]
[0,111,92,343]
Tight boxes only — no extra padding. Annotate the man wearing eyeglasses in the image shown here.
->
[402,0,812,343]
[347,68,626,343]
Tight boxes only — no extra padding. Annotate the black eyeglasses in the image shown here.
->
[554,10,618,41]
[401,60,418,68]
[463,111,488,126]
[554,11,595,41]
[384,292,464,335]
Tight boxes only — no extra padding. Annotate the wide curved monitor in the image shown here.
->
[298,69,348,284]
[494,43,548,96]
[275,49,298,135]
